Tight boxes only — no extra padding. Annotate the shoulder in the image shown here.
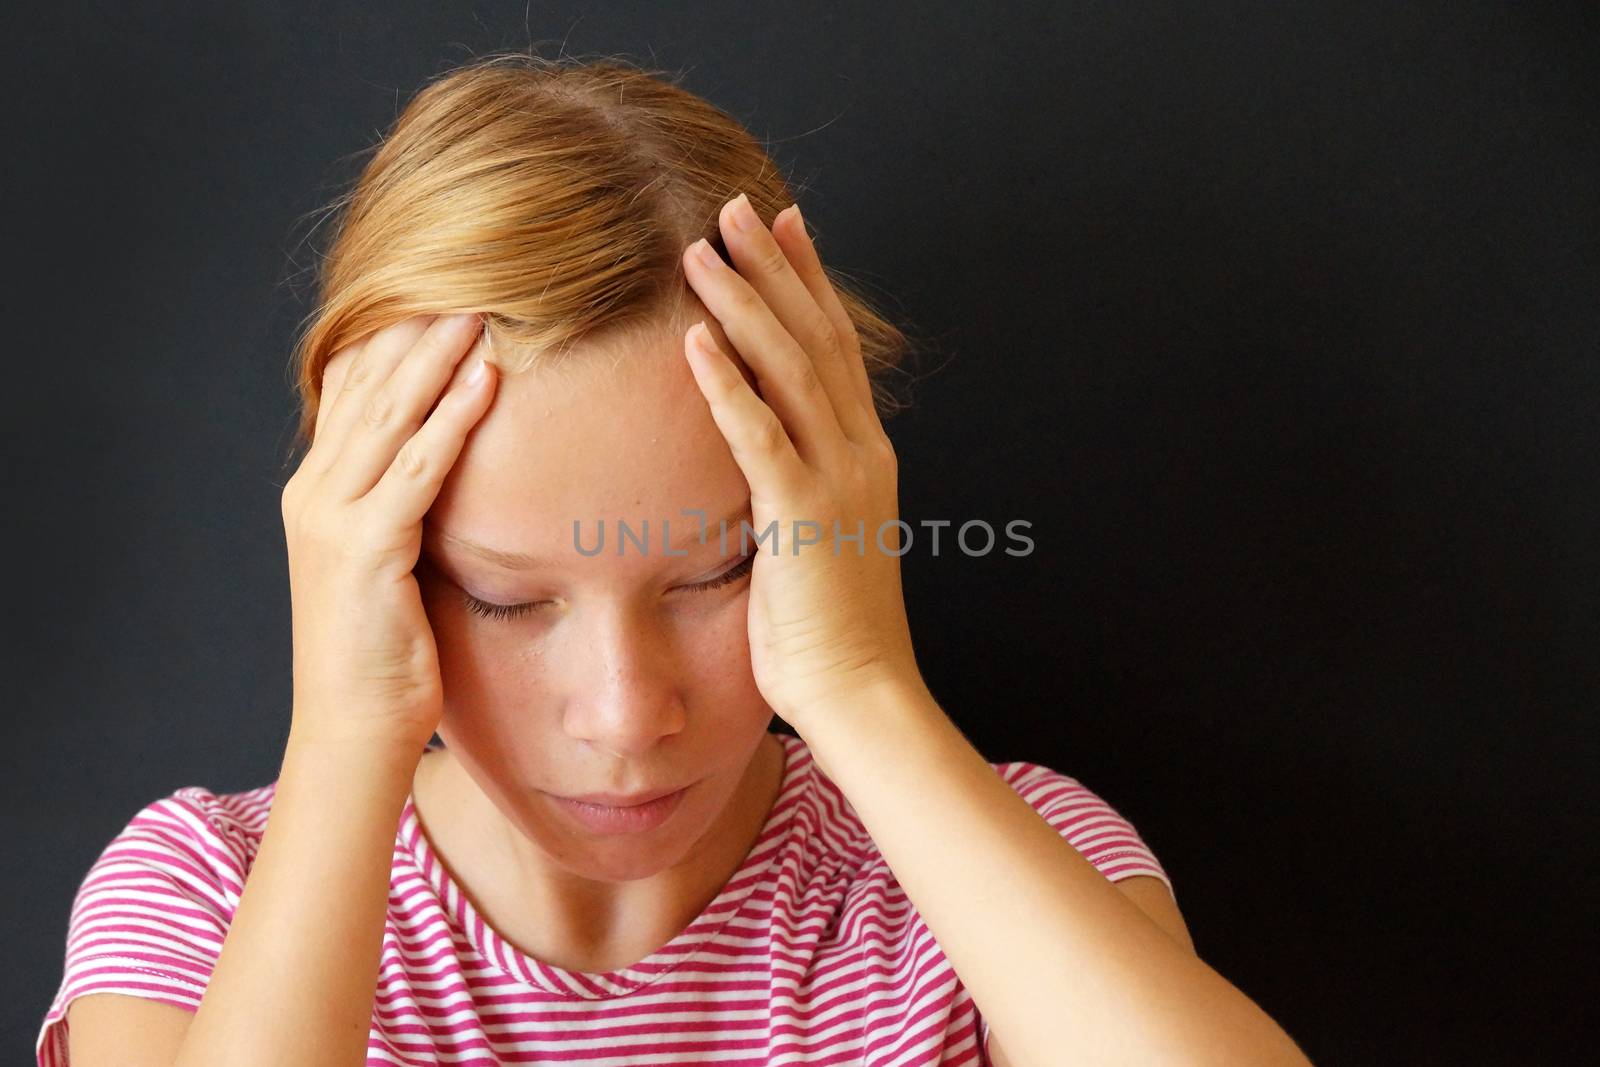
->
[109,781,277,886]
[36,781,281,1065]
[987,757,1176,894]
[791,736,1174,896]
[61,779,280,942]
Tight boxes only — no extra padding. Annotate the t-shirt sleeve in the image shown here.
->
[35,787,254,1067]
[978,761,1175,1058]
[997,760,1174,893]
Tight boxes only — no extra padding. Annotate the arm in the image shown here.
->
[673,195,1312,1064]
[162,727,416,1067]
[798,675,1314,1067]
[1111,874,1198,954]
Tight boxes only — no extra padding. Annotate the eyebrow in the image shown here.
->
[434,499,753,571]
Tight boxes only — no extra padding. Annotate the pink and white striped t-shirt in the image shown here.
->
[38,731,1173,1065]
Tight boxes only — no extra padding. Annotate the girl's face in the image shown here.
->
[414,325,774,883]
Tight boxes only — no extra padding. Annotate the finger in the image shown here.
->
[366,351,498,538]
[312,341,362,447]
[683,234,846,472]
[771,204,881,437]
[326,312,486,503]
[718,194,871,448]
[685,321,811,509]
[309,314,438,479]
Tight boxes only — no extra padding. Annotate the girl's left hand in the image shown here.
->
[680,193,921,729]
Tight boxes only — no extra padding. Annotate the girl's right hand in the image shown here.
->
[280,312,497,754]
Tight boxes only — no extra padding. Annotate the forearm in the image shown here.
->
[173,723,417,1067]
[794,677,1312,1067]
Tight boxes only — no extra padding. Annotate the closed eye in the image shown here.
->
[459,551,757,622]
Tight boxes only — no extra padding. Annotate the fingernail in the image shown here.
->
[692,239,722,270]
[730,193,758,232]
[693,321,717,354]
[466,357,488,387]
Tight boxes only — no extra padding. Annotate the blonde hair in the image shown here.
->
[285,51,926,460]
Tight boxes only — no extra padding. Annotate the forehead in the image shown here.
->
[425,334,750,561]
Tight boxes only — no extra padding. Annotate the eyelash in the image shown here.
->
[459,552,758,622]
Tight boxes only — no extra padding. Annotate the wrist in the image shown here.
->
[281,722,425,804]
[790,668,952,784]
[784,665,937,736]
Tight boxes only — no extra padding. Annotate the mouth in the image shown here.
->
[557,784,687,807]
[546,784,690,835]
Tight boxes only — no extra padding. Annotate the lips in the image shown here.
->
[549,784,688,835]
[558,785,685,808]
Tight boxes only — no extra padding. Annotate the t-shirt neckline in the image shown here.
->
[395,732,809,1000]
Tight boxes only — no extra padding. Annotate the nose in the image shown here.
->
[559,600,687,757]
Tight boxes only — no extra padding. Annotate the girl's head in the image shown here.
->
[287,53,913,880]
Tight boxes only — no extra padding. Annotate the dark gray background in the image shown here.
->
[7,2,1596,1063]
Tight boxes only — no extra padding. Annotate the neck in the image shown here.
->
[410,731,786,973]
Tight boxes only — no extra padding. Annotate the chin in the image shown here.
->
[521,788,712,879]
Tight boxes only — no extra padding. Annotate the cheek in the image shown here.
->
[419,586,486,684]
[416,579,535,744]
[687,596,771,726]
[688,590,754,663]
